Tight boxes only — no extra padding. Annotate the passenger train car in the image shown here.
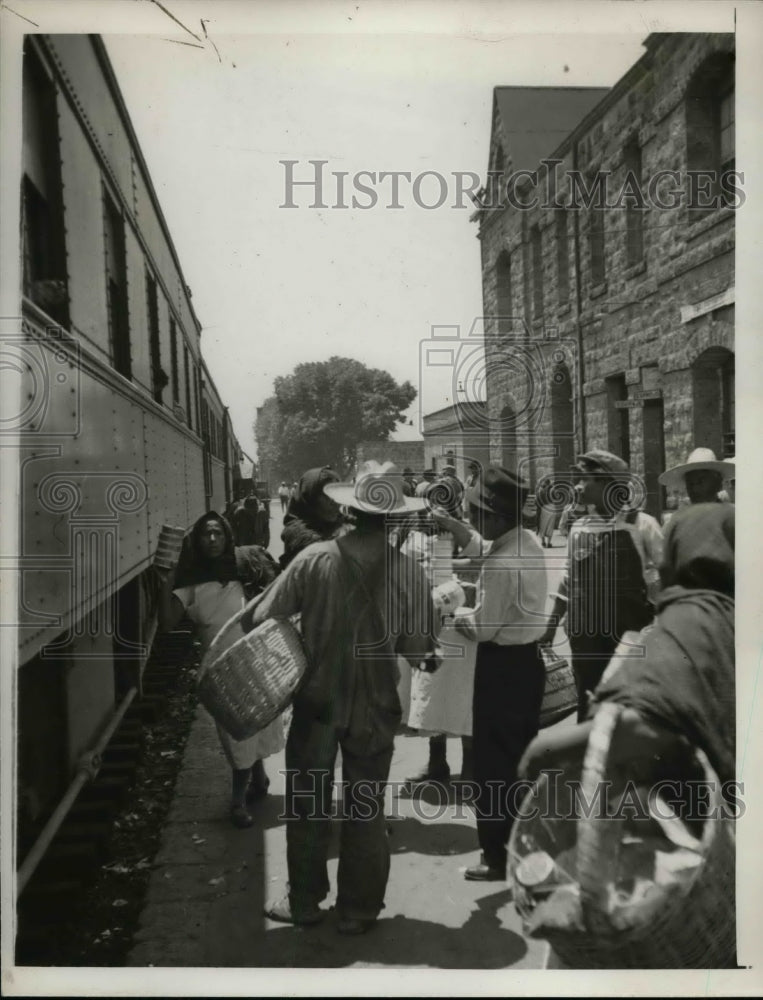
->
[13,34,243,871]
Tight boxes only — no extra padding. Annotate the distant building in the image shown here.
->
[475,33,735,516]
[355,439,425,474]
[422,402,490,482]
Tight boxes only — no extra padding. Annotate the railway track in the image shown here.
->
[16,625,200,966]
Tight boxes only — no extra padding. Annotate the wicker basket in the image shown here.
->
[509,702,736,968]
[538,647,576,729]
[197,605,308,741]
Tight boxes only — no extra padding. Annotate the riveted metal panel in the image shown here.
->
[47,37,133,207]
[18,321,150,662]
[209,457,227,513]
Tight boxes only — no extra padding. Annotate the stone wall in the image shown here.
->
[478,32,735,514]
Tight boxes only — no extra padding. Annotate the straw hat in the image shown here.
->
[324,461,427,514]
[465,465,529,518]
[658,448,735,489]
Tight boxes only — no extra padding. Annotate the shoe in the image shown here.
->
[245,777,270,803]
[405,765,451,785]
[265,895,324,926]
[337,917,376,935]
[464,862,506,882]
[230,804,254,828]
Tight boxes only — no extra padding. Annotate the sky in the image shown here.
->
[98,8,663,458]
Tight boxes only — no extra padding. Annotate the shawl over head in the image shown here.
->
[281,467,344,567]
[594,503,735,785]
[175,511,278,593]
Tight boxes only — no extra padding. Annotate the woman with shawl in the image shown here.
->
[158,511,284,828]
[280,466,347,569]
[521,502,735,790]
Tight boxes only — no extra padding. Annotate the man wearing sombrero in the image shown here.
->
[658,447,735,504]
[431,466,549,882]
[242,462,437,934]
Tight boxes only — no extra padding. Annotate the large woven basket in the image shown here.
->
[509,702,736,969]
[538,647,576,729]
[197,605,308,741]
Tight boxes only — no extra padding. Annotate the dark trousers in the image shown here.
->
[472,641,545,871]
[568,633,619,722]
[284,714,393,921]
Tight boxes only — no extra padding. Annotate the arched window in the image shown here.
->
[692,346,735,457]
[686,53,735,211]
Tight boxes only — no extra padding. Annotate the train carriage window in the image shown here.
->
[103,190,131,379]
[21,41,69,327]
[183,345,192,428]
[169,317,179,404]
[145,270,167,403]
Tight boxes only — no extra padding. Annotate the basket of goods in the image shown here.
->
[198,603,308,741]
[432,579,466,620]
[538,646,576,729]
[154,524,186,569]
[508,702,736,969]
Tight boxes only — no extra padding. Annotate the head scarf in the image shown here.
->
[175,511,237,586]
[283,467,342,529]
[175,511,278,594]
[594,503,735,786]
[281,467,345,567]
[659,501,734,597]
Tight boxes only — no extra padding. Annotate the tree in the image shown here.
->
[254,356,416,479]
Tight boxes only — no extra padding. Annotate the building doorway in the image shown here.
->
[500,402,518,474]
[550,363,575,477]
[642,398,666,518]
[692,346,735,458]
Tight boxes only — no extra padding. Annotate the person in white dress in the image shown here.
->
[158,511,285,828]
[398,502,476,784]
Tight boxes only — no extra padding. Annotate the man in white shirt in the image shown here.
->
[432,466,548,881]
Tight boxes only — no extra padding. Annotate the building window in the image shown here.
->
[555,210,569,303]
[169,317,179,403]
[103,190,131,379]
[495,251,513,335]
[589,201,606,288]
[606,374,630,466]
[522,236,532,335]
[686,53,735,212]
[531,225,544,320]
[692,347,734,458]
[145,271,166,404]
[623,140,644,266]
[183,345,192,427]
[490,144,505,206]
[21,41,68,326]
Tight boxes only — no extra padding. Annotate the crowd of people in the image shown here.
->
[154,444,735,953]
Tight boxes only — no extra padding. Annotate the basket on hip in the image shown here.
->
[198,605,308,741]
[509,702,736,969]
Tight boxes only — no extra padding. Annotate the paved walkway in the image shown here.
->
[128,505,567,969]
[128,707,550,969]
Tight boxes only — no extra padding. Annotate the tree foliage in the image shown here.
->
[254,356,416,480]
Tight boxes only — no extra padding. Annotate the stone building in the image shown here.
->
[475,33,735,516]
[355,438,425,474]
[422,402,491,482]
